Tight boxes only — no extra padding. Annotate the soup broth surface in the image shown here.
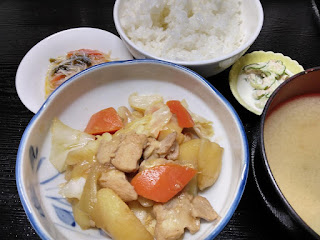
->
[264,94,320,235]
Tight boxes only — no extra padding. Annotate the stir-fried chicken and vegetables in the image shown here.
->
[49,93,223,240]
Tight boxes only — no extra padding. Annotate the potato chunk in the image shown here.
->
[78,163,105,215]
[72,201,92,229]
[178,139,201,167]
[92,188,153,240]
[128,201,156,236]
[197,139,223,191]
[177,139,201,195]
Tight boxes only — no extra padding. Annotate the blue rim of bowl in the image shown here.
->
[260,67,320,240]
[16,59,249,240]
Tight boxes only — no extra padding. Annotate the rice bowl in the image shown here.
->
[119,0,245,62]
[114,0,264,77]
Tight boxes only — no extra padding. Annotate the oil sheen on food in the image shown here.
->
[264,94,320,235]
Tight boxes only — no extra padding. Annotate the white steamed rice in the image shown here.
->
[119,0,245,62]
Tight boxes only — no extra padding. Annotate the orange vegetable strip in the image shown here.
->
[84,107,123,135]
[50,74,67,89]
[166,100,194,128]
[131,163,197,203]
[67,49,104,58]
[51,74,66,83]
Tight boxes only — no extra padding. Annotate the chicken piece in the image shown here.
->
[96,137,122,164]
[112,133,147,172]
[153,193,199,240]
[191,195,218,221]
[143,138,160,160]
[99,169,138,202]
[143,132,179,160]
[157,132,177,155]
[153,192,218,240]
[97,132,147,172]
[165,141,179,160]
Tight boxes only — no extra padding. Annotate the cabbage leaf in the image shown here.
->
[115,105,172,138]
[59,177,86,199]
[181,100,214,139]
[129,92,164,113]
[49,118,95,172]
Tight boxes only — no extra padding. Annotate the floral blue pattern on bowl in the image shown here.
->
[16,60,249,240]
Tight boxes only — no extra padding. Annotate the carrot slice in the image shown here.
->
[166,100,194,128]
[50,74,67,89]
[51,74,66,83]
[131,163,197,203]
[67,49,104,58]
[84,107,123,135]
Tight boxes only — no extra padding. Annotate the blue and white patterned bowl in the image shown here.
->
[16,60,249,240]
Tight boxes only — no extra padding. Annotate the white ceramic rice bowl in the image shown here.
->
[16,60,249,240]
[113,0,264,77]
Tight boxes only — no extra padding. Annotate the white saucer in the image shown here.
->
[15,27,133,113]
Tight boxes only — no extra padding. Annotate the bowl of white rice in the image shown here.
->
[113,0,264,77]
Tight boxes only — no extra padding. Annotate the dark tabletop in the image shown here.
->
[1,0,319,239]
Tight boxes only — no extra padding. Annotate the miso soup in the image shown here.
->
[264,94,320,235]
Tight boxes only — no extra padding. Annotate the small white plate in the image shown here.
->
[15,27,133,113]
[229,51,304,115]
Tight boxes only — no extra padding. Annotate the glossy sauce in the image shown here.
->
[264,94,320,235]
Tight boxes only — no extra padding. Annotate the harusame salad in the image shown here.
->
[49,93,223,240]
[45,49,111,97]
